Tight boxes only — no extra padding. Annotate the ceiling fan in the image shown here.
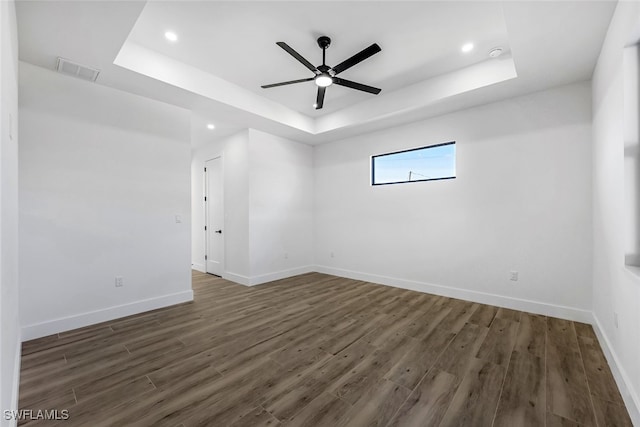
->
[261,36,382,110]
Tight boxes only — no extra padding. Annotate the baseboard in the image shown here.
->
[223,271,250,286]
[21,290,194,341]
[314,265,593,323]
[591,313,640,426]
[191,263,205,273]
[222,266,315,287]
[249,266,315,286]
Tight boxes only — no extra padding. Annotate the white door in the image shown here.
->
[205,157,223,276]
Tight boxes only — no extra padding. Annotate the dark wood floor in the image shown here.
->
[19,271,632,426]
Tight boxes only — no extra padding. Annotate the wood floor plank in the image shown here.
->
[495,307,522,323]
[547,412,582,427]
[133,358,278,427]
[18,387,76,416]
[493,350,545,427]
[125,337,185,360]
[337,379,411,427]
[286,392,351,426]
[331,332,415,404]
[317,314,386,355]
[438,357,506,427]
[438,300,480,334]
[19,356,67,384]
[546,340,596,426]
[548,317,579,350]
[17,270,631,427]
[402,302,451,340]
[148,353,221,390]
[591,395,633,427]
[21,335,62,356]
[514,313,546,358]
[577,335,624,405]
[228,406,281,427]
[475,317,519,366]
[20,350,66,373]
[262,339,372,420]
[432,322,490,378]
[574,322,598,341]
[385,326,455,390]
[213,328,315,376]
[22,325,113,356]
[65,375,156,424]
[398,292,435,313]
[386,369,459,427]
[468,304,498,327]
[82,357,224,427]
[65,342,130,367]
[71,345,196,402]
[362,310,422,348]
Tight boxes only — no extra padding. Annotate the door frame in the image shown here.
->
[204,155,225,276]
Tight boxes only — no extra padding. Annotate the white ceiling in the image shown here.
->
[128,1,511,116]
[16,1,616,146]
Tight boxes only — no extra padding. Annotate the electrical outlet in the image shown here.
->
[115,276,124,287]
[614,312,619,328]
[175,215,182,223]
[330,252,335,258]
[284,252,288,259]
[510,271,519,281]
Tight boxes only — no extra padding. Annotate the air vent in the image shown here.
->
[55,57,100,82]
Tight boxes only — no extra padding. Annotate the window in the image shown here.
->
[624,44,640,268]
[371,141,456,185]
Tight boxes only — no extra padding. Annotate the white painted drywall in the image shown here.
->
[315,82,593,320]
[592,1,640,423]
[191,130,251,278]
[248,129,314,281]
[191,129,313,285]
[18,62,193,340]
[0,0,21,424]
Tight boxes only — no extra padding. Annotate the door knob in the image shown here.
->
[215,229,222,234]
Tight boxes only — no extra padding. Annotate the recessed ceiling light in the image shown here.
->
[461,43,474,53]
[488,47,504,58]
[164,31,178,42]
[206,124,215,130]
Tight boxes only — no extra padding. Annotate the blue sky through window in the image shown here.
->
[372,143,456,185]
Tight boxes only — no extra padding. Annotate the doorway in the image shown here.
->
[205,156,223,276]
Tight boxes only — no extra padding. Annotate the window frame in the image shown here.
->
[371,141,457,186]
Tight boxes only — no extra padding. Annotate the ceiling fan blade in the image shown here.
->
[261,77,314,89]
[315,86,326,109]
[276,42,319,73]
[332,43,381,75]
[333,77,381,95]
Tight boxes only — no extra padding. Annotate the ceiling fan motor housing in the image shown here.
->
[317,64,334,75]
[317,36,331,50]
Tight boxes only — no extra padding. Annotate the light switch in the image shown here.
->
[175,215,182,223]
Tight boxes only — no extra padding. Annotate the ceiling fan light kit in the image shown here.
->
[261,36,382,110]
[315,74,333,87]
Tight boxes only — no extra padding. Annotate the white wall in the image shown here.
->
[191,130,250,278]
[315,82,593,321]
[191,129,313,285]
[248,129,314,281]
[0,0,21,424]
[592,2,640,423]
[19,62,193,340]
